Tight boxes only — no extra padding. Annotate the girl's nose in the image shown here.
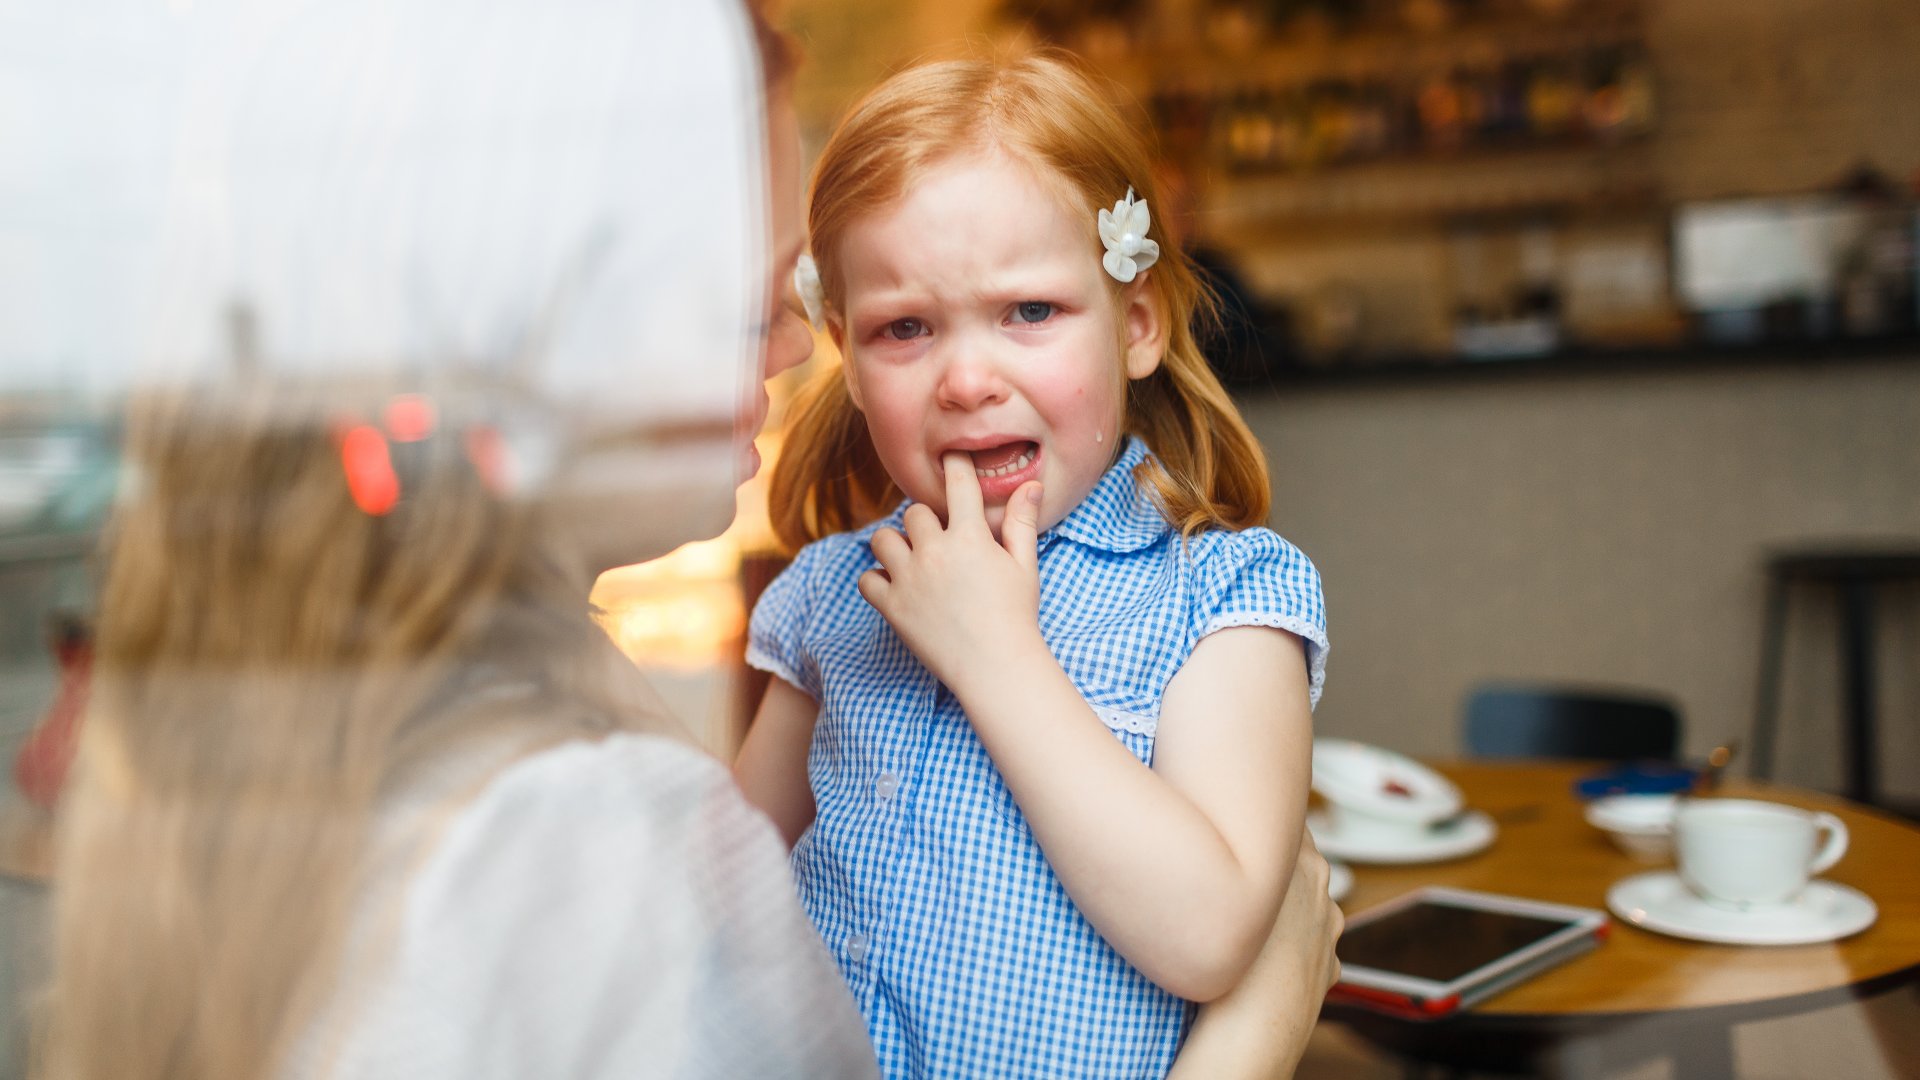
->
[934,346,1009,411]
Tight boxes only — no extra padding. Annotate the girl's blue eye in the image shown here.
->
[1012,301,1053,324]
[885,317,925,341]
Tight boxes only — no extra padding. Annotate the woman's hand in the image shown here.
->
[1166,828,1344,1079]
[857,453,1044,693]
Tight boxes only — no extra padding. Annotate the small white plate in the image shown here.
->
[1308,808,1497,865]
[1606,871,1878,946]
[1328,861,1353,902]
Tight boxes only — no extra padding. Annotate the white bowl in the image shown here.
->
[1312,739,1463,844]
[1585,793,1679,862]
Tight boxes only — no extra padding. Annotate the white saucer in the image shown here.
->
[1606,871,1878,946]
[1328,861,1353,902]
[1308,809,1497,865]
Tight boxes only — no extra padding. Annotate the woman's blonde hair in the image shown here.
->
[38,379,670,1080]
[769,50,1270,553]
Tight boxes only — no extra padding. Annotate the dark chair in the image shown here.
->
[1752,545,1920,812]
[1463,684,1682,762]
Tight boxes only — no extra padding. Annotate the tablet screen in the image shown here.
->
[1336,900,1579,983]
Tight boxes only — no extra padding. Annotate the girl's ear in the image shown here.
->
[833,321,866,410]
[1121,272,1167,381]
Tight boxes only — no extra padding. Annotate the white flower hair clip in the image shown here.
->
[1098,187,1160,284]
[792,253,827,330]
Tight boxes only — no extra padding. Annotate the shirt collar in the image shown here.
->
[865,436,1170,554]
[1043,436,1169,554]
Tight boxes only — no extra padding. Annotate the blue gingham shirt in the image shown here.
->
[747,437,1328,1080]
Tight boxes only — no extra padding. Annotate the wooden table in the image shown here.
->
[1323,762,1920,1078]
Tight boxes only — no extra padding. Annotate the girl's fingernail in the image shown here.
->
[1027,485,1043,504]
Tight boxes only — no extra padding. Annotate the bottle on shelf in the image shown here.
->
[1417,70,1468,151]
[1149,5,1656,174]
[1615,47,1657,135]
[1525,57,1583,138]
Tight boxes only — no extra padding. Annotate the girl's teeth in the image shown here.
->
[973,449,1035,478]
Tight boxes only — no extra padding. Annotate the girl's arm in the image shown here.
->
[861,457,1309,1001]
[954,620,1308,1000]
[732,676,820,849]
[1169,828,1344,1080]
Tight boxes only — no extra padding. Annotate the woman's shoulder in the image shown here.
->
[484,729,725,801]
[445,732,765,863]
[323,732,876,1078]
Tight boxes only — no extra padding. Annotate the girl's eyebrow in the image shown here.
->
[975,273,1078,298]
[971,252,1087,291]
[846,287,933,316]
[848,260,1084,316]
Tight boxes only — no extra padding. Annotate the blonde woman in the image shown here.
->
[32,3,1338,1078]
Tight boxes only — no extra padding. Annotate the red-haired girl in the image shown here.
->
[736,51,1329,1078]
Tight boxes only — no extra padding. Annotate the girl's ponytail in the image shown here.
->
[767,362,898,555]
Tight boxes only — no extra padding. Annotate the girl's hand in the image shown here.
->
[857,453,1044,693]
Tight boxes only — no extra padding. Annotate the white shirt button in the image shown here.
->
[875,771,900,800]
[846,933,869,963]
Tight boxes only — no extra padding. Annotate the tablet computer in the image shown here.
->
[1328,886,1609,1020]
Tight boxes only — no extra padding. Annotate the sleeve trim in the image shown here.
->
[744,643,816,703]
[1197,614,1330,710]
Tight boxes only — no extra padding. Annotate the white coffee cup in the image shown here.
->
[1673,798,1848,908]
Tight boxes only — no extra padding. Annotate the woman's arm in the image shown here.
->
[732,676,819,848]
[1168,829,1344,1080]
[860,459,1309,1000]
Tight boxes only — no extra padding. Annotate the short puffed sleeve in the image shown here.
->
[1189,528,1329,707]
[309,735,878,1080]
[745,541,830,702]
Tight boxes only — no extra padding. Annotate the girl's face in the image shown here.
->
[834,152,1165,540]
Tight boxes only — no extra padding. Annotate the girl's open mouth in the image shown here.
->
[969,440,1038,478]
